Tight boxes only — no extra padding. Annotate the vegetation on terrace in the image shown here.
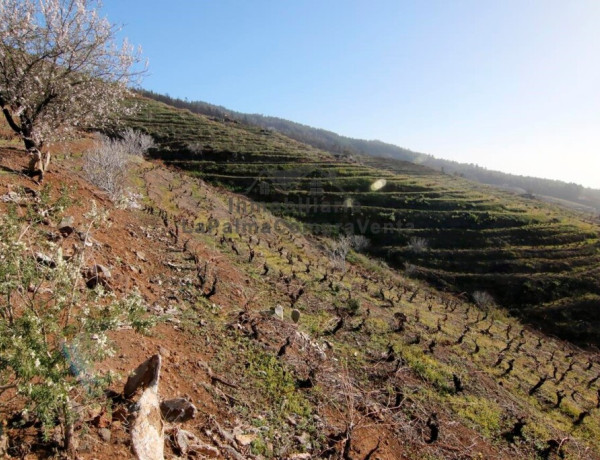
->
[138,89,600,213]
[123,96,600,347]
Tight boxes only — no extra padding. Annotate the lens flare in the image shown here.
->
[370,178,387,191]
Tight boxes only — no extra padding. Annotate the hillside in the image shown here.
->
[138,90,600,213]
[2,127,600,459]
[124,96,600,347]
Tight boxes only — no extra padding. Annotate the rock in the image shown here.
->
[98,428,111,442]
[274,304,284,320]
[59,226,75,237]
[136,251,147,261]
[1,191,20,203]
[130,355,164,460]
[59,216,75,228]
[131,387,164,460]
[83,264,112,289]
[158,346,171,359]
[35,252,56,268]
[173,428,219,457]
[94,264,111,278]
[77,231,96,246]
[58,216,75,236]
[86,405,111,428]
[234,432,255,446]
[159,398,197,423]
[124,355,162,399]
[46,231,61,242]
[295,432,311,450]
[291,309,301,323]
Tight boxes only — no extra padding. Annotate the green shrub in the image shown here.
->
[347,298,361,316]
[247,352,310,418]
[0,203,154,449]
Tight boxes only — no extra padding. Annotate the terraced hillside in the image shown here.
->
[2,115,600,459]
[124,96,600,345]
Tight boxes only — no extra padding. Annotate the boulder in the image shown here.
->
[291,309,301,323]
[131,385,164,460]
[130,355,164,460]
[124,355,161,399]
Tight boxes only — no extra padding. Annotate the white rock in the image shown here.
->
[131,386,164,460]
[274,304,284,320]
[174,428,219,457]
[131,355,164,460]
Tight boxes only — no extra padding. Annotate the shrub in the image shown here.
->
[407,236,428,253]
[347,298,361,316]
[472,291,495,310]
[350,235,369,252]
[0,204,154,450]
[120,128,156,157]
[83,134,131,200]
[329,235,370,272]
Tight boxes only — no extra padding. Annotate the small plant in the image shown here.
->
[347,298,361,316]
[472,291,495,311]
[449,395,502,438]
[406,236,428,253]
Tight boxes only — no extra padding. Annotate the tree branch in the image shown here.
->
[1,104,23,135]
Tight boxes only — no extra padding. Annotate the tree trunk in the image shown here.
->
[22,134,50,182]
[26,146,51,182]
[0,108,50,182]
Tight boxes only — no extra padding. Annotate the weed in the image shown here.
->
[449,395,502,438]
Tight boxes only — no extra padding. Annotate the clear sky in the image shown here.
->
[101,1,600,189]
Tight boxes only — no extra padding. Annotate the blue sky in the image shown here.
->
[102,1,600,189]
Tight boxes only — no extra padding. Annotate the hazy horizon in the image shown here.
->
[102,0,600,189]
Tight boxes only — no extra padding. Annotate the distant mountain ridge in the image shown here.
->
[138,89,600,212]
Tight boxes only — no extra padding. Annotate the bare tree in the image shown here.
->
[0,0,145,181]
[472,290,495,311]
[349,234,369,252]
[120,127,155,157]
[329,236,352,272]
[407,236,428,253]
[329,234,370,273]
[83,133,129,200]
